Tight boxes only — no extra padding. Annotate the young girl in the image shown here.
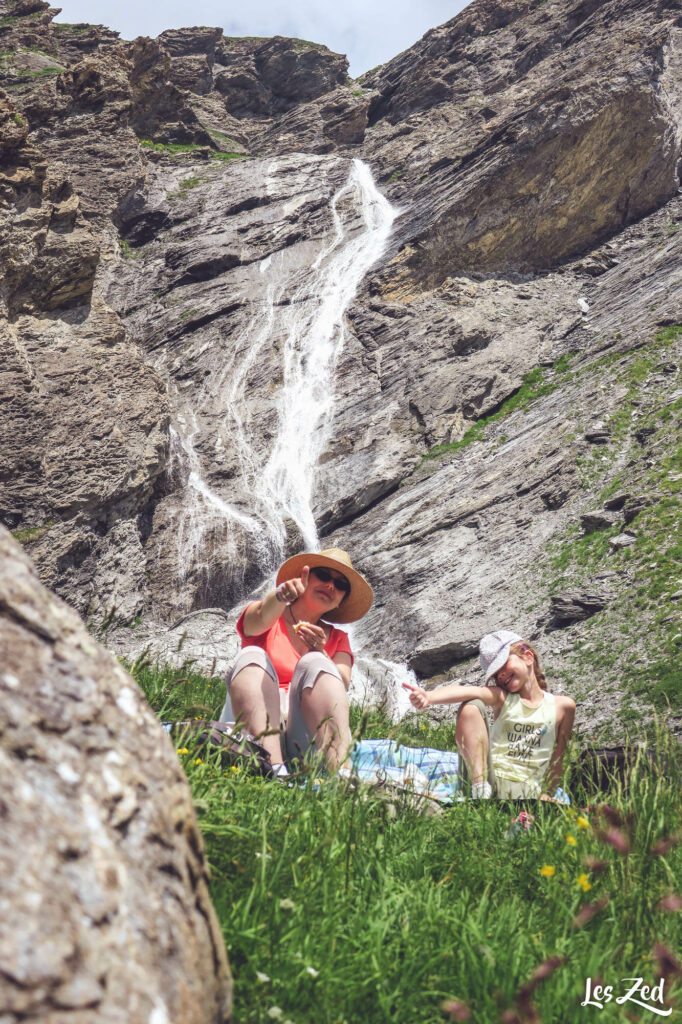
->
[403,630,575,800]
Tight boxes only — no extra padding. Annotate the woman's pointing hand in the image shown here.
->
[277,565,309,604]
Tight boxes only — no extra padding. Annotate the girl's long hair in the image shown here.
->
[509,640,547,690]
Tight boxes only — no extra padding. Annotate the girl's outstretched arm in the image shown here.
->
[543,694,576,795]
[402,680,504,712]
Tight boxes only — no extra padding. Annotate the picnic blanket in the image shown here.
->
[350,738,461,803]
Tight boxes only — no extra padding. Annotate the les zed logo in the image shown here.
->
[582,977,671,1016]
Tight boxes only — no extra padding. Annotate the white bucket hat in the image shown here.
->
[479,630,523,682]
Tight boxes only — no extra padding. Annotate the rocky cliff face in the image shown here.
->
[1,0,680,738]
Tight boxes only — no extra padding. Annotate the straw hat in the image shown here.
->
[276,548,373,624]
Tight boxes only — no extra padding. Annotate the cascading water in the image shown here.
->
[258,159,397,549]
[171,157,415,717]
[174,157,397,568]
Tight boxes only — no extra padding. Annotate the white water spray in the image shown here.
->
[176,158,397,566]
[258,159,397,549]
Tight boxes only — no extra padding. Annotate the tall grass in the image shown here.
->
[129,657,682,1023]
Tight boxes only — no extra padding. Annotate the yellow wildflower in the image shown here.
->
[194,758,203,765]
[577,816,590,830]
[566,834,578,846]
[577,874,592,892]
[176,747,189,755]
[230,765,241,774]
[540,865,556,878]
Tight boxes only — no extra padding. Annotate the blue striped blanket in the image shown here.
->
[350,739,461,803]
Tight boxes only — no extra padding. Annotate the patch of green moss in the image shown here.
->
[17,66,63,78]
[223,35,268,46]
[140,139,204,154]
[553,353,573,375]
[11,520,53,544]
[291,38,328,52]
[140,139,250,164]
[179,177,204,190]
[118,238,143,260]
[207,128,243,147]
[423,360,573,461]
[53,23,87,34]
[210,150,250,162]
[22,45,58,56]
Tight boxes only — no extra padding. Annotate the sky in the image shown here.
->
[53,1,471,78]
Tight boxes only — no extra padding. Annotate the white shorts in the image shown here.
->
[221,645,345,761]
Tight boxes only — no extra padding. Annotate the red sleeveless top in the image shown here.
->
[236,605,353,690]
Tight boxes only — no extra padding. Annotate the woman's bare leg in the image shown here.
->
[229,665,283,765]
[456,702,490,785]
[299,672,351,770]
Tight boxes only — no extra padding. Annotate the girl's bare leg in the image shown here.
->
[456,702,490,785]
[229,665,283,765]
[300,672,351,770]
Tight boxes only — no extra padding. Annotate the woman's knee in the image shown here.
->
[297,651,337,672]
[292,652,343,691]
[229,649,278,692]
[237,645,271,668]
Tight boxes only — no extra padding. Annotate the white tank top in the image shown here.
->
[490,691,556,797]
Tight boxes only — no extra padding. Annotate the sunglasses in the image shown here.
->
[310,566,350,594]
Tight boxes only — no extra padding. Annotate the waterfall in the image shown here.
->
[258,159,397,549]
[173,157,397,571]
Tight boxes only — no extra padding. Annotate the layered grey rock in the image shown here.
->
[548,592,607,629]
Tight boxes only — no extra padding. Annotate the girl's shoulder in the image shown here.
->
[552,692,576,709]
[486,684,508,714]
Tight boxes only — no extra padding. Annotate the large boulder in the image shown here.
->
[0,527,232,1022]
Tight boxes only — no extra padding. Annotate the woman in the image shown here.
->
[404,630,575,800]
[220,548,373,773]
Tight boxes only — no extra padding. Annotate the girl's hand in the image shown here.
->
[402,681,431,710]
[277,565,309,604]
[296,621,327,652]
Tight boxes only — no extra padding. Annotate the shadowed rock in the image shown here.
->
[548,591,606,628]
[581,511,618,534]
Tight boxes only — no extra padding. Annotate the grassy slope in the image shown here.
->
[130,658,682,1024]
[540,327,682,731]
